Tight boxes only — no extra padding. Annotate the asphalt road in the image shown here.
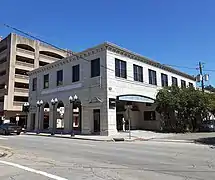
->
[0,135,214,180]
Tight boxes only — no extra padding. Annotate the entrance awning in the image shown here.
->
[117,95,155,103]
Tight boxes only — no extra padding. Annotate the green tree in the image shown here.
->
[156,86,209,132]
[207,93,215,118]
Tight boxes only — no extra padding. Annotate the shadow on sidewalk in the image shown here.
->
[195,137,215,146]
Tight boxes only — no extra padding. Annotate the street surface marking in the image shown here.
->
[0,137,7,140]
[0,160,68,180]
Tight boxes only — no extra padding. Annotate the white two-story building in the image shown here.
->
[27,42,196,136]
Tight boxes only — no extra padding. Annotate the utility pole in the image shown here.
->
[199,62,204,92]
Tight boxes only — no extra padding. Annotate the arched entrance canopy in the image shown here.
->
[117,94,155,103]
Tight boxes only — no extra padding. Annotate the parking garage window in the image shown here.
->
[0,70,6,76]
[0,84,5,89]
[14,96,28,102]
[0,57,7,64]
[0,96,4,102]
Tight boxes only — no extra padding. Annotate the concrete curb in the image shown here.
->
[24,133,114,142]
[24,133,179,143]
[150,138,194,143]
[24,133,147,142]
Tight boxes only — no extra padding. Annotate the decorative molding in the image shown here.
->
[105,43,195,80]
[28,42,195,81]
[41,83,82,95]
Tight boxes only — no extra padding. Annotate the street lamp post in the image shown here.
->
[36,100,43,134]
[125,104,132,139]
[51,98,58,135]
[23,102,30,132]
[69,95,78,137]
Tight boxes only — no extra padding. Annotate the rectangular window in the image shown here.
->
[0,70,6,76]
[91,58,100,77]
[93,109,100,132]
[189,82,194,87]
[72,64,80,82]
[181,80,186,88]
[0,57,7,65]
[57,70,63,86]
[32,78,37,91]
[43,74,49,89]
[161,73,168,87]
[148,69,157,85]
[0,96,4,102]
[133,64,143,82]
[115,58,127,78]
[144,111,156,121]
[172,77,178,86]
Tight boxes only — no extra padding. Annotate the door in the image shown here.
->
[93,109,100,133]
[117,114,124,131]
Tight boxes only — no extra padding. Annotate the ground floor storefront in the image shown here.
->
[27,94,162,136]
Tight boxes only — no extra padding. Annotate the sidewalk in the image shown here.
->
[25,132,139,141]
[25,130,176,142]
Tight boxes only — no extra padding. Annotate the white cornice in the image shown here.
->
[104,42,195,80]
[28,42,195,81]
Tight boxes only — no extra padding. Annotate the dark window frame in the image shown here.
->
[189,82,194,87]
[161,73,168,87]
[172,76,178,86]
[181,80,186,88]
[148,69,157,85]
[91,58,100,77]
[133,64,143,82]
[144,111,156,121]
[72,64,80,82]
[57,70,63,86]
[32,78,37,91]
[43,74,49,89]
[115,58,127,79]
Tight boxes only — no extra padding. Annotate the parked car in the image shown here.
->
[0,123,22,135]
[199,120,215,132]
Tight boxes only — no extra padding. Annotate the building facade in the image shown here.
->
[0,33,68,125]
[28,42,196,136]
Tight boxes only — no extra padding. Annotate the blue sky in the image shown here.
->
[1,0,215,86]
